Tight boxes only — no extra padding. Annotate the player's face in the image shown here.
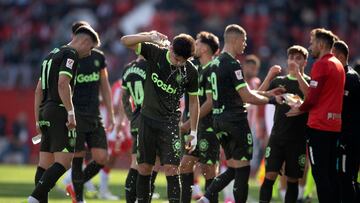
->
[243,62,259,79]
[78,38,94,58]
[288,53,306,72]
[170,47,187,67]
[236,34,247,55]
[309,35,320,58]
[194,39,204,58]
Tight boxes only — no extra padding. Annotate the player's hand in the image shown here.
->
[285,106,303,117]
[35,121,41,135]
[288,60,302,76]
[66,114,76,130]
[267,65,282,78]
[185,131,197,153]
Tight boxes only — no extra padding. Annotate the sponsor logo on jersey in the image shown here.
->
[151,73,177,94]
[77,72,100,83]
[66,58,74,69]
[310,80,318,88]
[235,69,243,80]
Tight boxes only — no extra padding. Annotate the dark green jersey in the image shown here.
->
[209,52,247,119]
[268,74,310,140]
[183,59,200,121]
[40,46,78,107]
[121,58,148,115]
[136,42,198,122]
[183,59,213,130]
[72,49,106,116]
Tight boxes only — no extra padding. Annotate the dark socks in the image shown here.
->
[259,178,275,203]
[72,157,84,201]
[233,166,250,203]
[285,181,298,203]
[34,166,48,203]
[180,173,194,203]
[150,171,158,199]
[166,175,181,203]
[125,168,138,203]
[205,167,235,199]
[83,160,104,182]
[205,178,218,203]
[31,163,66,201]
[136,174,151,203]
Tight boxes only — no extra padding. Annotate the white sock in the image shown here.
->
[199,196,210,203]
[84,180,96,192]
[298,185,304,200]
[280,189,286,202]
[99,169,109,193]
[223,180,234,201]
[63,169,72,185]
[28,196,39,203]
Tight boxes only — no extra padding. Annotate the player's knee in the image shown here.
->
[93,153,108,165]
[179,160,194,173]
[138,163,153,175]
[202,165,217,179]
[164,164,179,176]
[287,177,298,183]
[265,172,278,180]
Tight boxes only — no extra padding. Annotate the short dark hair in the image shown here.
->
[196,31,219,54]
[172,33,195,59]
[287,45,309,59]
[224,24,246,38]
[74,25,101,47]
[245,54,260,68]
[333,40,349,59]
[311,28,338,48]
[71,21,90,34]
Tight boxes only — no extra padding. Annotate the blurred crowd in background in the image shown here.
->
[0,0,360,163]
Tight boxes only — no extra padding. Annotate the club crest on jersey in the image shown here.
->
[234,70,243,80]
[310,80,318,88]
[66,58,74,69]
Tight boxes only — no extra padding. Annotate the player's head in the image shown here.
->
[72,25,101,58]
[194,31,219,58]
[331,40,349,66]
[243,54,261,79]
[309,28,338,58]
[71,20,90,35]
[169,33,195,67]
[287,45,308,73]
[224,24,247,55]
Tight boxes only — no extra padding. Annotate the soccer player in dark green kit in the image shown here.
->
[121,31,200,203]
[121,55,161,202]
[179,31,220,203]
[258,45,310,203]
[198,24,282,203]
[29,25,100,203]
[65,21,114,203]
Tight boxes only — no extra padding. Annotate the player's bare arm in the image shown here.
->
[186,94,200,153]
[120,31,168,50]
[34,80,42,134]
[58,74,76,129]
[100,68,114,131]
[258,65,282,91]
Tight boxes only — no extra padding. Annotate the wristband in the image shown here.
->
[67,110,75,116]
[268,96,277,105]
[190,130,197,137]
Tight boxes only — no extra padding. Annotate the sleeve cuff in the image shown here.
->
[235,83,247,91]
[188,91,199,96]
[59,71,73,79]
[135,43,141,55]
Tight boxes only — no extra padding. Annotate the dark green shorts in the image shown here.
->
[39,105,76,153]
[184,129,220,165]
[213,118,253,161]
[74,114,107,152]
[137,114,182,165]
